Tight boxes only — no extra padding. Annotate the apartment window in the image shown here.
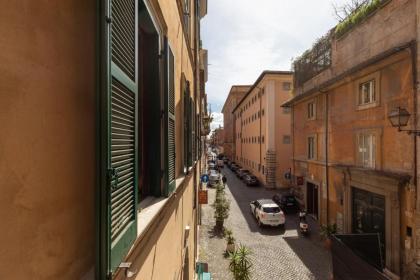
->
[358,80,376,106]
[262,135,265,143]
[283,82,291,91]
[307,136,316,160]
[357,133,376,168]
[307,101,316,120]
[262,165,265,174]
[283,135,291,144]
[262,109,265,116]
[283,107,291,114]
[182,0,191,40]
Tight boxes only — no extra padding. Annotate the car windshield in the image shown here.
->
[263,207,281,213]
[286,197,296,202]
[250,176,257,179]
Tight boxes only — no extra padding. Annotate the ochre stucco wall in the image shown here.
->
[114,176,197,280]
[0,1,96,279]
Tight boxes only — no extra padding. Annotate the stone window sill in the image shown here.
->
[136,175,186,238]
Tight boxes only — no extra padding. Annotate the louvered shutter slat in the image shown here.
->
[164,39,176,195]
[99,0,138,276]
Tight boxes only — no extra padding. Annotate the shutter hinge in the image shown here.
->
[105,16,112,24]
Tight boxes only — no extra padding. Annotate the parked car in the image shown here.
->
[243,175,259,186]
[223,157,229,163]
[208,170,220,187]
[231,164,240,172]
[217,159,224,168]
[228,161,236,168]
[250,199,285,227]
[236,168,248,177]
[237,169,250,179]
[208,162,216,170]
[272,194,299,213]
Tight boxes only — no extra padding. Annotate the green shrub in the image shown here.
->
[335,0,384,38]
[229,245,253,280]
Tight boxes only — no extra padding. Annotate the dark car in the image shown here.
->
[237,169,250,179]
[272,194,299,213]
[243,175,259,186]
[234,167,244,176]
[231,164,240,172]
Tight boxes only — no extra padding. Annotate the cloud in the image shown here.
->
[210,112,223,131]
[201,0,348,113]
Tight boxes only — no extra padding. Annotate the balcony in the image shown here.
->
[292,32,332,89]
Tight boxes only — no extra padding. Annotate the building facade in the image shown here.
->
[284,0,420,277]
[0,0,208,279]
[222,85,250,160]
[233,71,293,188]
[212,127,224,150]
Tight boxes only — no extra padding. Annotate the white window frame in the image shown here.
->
[356,72,380,110]
[358,80,375,105]
[357,133,376,168]
[307,135,316,160]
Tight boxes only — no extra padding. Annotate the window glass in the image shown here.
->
[263,207,281,213]
[358,80,375,105]
[358,133,376,168]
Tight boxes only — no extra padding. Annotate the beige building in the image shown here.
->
[283,0,420,277]
[222,85,250,160]
[0,0,208,279]
[232,71,293,188]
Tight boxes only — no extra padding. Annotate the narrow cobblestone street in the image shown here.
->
[199,167,332,280]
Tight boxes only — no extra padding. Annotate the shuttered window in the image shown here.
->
[183,78,193,172]
[100,0,138,277]
[191,97,196,162]
[164,39,176,196]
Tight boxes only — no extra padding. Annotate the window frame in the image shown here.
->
[307,100,316,120]
[355,72,380,110]
[307,135,317,160]
[356,131,379,169]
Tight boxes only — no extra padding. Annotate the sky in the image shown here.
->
[201,0,347,130]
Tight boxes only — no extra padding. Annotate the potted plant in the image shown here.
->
[224,229,235,253]
[320,223,337,250]
[212,183,230,230]
[229,244,253,280]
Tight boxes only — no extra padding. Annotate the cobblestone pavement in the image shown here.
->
[198,167,332,280]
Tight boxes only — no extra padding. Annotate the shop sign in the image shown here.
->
[198,190,208,204]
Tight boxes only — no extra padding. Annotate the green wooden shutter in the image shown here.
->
[164,39,176,196]
[100,0,138,277]
[188,96,193,167]
[183,80,189,172]
[191,98,196,162]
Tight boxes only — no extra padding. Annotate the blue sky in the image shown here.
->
[201,0,347,129]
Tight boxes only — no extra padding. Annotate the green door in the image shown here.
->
[99,0,138,277]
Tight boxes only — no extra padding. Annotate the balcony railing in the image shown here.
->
[292,32,332,88]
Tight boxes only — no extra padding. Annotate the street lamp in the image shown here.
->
[388,107,420,135]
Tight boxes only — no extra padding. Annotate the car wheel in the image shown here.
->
[257,218,263,227]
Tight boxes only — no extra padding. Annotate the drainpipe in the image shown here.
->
[260,88,262,175]
[320,90,329,225]
[409,42,418,206]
